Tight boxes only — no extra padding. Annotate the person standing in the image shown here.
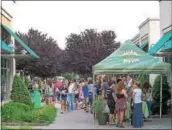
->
[95,79,101,96]
[82,79,89,112]
[67,78,77,112]
[46,80,54,105]
[74,81,80,110]
[88,78,97,113]
[106,80,116,124]
[132,81,143,128]
[101,77,109,99]
[115,80,128,128]
[60,85,68,114]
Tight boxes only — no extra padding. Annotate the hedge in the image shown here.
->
[1,102,57,124]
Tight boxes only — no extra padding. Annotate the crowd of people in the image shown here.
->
[95,75,152,128]
[28,75,152,128]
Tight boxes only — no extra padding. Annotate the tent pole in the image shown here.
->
[160,74,162,118]
[93,74,95,83]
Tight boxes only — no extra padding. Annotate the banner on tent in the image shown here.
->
[122,50,140,64]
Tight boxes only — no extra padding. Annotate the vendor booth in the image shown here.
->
[93,40,171,118]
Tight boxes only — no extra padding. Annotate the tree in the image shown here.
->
[62,29,120,74]
[152,75,170,115]
[137,73,149,87]
[10,75,32,106]
[15,29,62,78]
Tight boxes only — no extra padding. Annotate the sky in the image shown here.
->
[2,1,159,49]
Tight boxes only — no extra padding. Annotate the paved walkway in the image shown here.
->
[35,103,171,129]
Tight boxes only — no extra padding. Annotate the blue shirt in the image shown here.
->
[82,85,88,98]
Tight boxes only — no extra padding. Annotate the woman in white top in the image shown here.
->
[67,78,77,112]
[132,81,143,128]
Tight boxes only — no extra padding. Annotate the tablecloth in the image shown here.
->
[125,101,149,119]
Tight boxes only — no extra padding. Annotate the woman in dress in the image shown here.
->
[132,81,143,128]
[115,80,128,128]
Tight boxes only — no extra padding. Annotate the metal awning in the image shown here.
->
[160,38,172,52]
[148,31,172,55]
[1,24,39,59]
[1,40,13,53]
[140,41,148,49]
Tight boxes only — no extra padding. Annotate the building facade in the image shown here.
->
[160,0,172,35]
[131,18,160,52]
[159,0,172,64]
[1,2,39,101]
[1,8,16,100]
[131,18,161,86]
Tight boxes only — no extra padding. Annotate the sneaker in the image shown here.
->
[116,124,119,127]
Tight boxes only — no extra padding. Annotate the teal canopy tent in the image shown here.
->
[93,40,171,118]
[93,40,171,75]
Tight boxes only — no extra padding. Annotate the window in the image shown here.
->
[1,26,11,44]
[1,58,9,101]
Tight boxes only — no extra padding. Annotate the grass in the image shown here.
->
[1,126,32,129]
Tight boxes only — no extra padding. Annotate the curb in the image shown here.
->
[1,122,50,126]
[151,114,171,118]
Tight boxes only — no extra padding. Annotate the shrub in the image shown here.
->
[152,75,170,115]
[1,102,57,124]
[10,75,32,106]
[1,102,32,122]
[32,105,57,123]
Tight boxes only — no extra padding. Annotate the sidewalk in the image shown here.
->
[35,103,171,129]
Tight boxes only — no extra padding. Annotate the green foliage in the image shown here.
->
[61,72,77,80]
[1,126,32,130]
[137,73,149,87]
[93,98,104,114]
[1,102,32,122]
[32,105,57,123]
[152,75,170,115]
[24,77,30,87]
[10,75,32,106]
[1,102,57,123]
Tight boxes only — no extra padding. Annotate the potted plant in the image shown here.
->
[93,98,108,125]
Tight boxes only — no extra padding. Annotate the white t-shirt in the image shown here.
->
[133,88,142,103]
[68,83,75,93]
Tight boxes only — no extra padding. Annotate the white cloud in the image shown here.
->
[2,1,159,49]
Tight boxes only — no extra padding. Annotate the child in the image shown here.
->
[60,86,68,114]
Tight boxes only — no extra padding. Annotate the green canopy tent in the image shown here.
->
[93,40,171,118]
